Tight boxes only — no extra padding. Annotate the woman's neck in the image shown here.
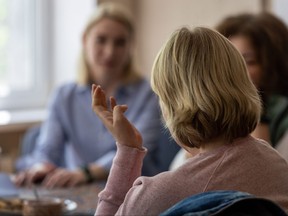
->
[199,136,228,154]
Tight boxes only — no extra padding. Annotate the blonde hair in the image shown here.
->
[151,27,261,148]
[77,2,140,85]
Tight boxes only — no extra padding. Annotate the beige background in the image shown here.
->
[99,0,265,77]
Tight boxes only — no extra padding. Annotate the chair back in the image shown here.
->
[160,190,288,216]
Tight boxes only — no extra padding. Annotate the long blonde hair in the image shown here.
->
[151,27,261,148]
[77,2,140,85]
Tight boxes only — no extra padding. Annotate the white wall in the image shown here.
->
[135,0,262,77]
[52,0,96,88]
[272,0,288,25]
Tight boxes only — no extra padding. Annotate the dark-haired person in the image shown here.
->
[216,12,288,160]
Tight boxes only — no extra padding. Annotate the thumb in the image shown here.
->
[113,105,128,122]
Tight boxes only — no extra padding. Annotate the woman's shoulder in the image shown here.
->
[126,77,152,91]
[53,82,89,98]
[229,136,273,154]
[55,82,79,93]
[47,82,89,108]
[226,136,288,169]
[120,78,157,104]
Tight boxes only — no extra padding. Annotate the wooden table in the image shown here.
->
[19,182,105,216]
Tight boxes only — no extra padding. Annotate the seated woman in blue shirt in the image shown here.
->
[13,3,179,188]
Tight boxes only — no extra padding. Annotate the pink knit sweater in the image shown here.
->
[95,136,288,216]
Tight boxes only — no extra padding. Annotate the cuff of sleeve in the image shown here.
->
[114,143,147,168]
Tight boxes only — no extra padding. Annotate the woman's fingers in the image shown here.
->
[43,169,68,188]
[113,105,128,123]
[113,106,142,148]
[92,85,115,130]
[110,96,117,110]
[92,85,107,109]
[42,169,85,188]
[91,84,142,149]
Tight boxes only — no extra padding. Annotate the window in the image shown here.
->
[0,0,50,110]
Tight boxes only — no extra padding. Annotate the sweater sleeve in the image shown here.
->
[95,143,147,216]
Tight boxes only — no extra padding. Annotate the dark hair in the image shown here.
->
[216,12,288,99]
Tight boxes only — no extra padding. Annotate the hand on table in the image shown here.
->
[41,168,86,188]
[12,163,56,186]
[12,163,87,188]
[91,84,143,149]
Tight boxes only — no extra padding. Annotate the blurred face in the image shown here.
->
[83,18,132,86]
[230,35,262,88]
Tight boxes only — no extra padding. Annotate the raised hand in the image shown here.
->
[91,84,142,149]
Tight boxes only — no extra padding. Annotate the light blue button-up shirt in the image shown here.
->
[16,78,180,176]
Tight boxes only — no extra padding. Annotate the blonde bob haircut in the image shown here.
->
[77,2,140,85]
[151,27,261,148]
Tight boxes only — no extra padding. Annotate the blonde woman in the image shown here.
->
[13,3,178,187]
[92,27,288,215]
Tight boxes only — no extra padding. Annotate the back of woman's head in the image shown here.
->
[151,27,261,148]
[216,12,288,97]
[77,2,139,85]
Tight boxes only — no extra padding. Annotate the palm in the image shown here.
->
[91,84,142,149]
